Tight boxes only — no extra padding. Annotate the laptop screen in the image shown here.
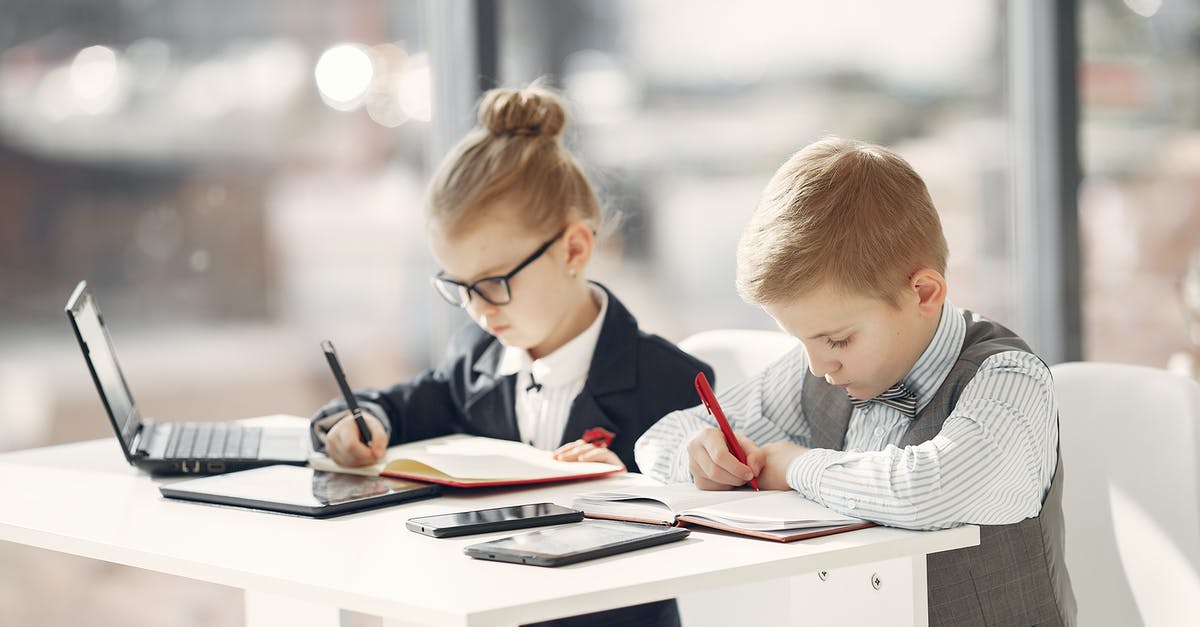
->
[65,282,141,453]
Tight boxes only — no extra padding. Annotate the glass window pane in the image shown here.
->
[498,0,1016,340]
[0,1,436,441]
[1079,0,1200,376]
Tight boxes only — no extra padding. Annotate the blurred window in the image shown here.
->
[1078,0,1200,376]
[0,0,437,446]
[496,0,1020,341]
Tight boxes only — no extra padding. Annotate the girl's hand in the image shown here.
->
[325,412,388,467]
[553,439,625,468]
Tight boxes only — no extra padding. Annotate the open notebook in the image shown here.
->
[571,483,873,542]
[308,434,623,488]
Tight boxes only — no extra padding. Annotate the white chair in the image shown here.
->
[677,329,800,392]
[1052,362,1200,627]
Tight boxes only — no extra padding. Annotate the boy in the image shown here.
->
[635,137,1075,626]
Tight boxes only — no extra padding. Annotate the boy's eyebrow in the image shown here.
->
[805,325,853,340]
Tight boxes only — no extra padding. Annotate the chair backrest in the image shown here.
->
[1051,361,1200,626]
[677,329,800,392]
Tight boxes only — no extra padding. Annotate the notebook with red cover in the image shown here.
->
[571,483,874,542]
[308,434,623,488]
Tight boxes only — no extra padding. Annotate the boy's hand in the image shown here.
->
[745,441,811,491]
[324,412,388,467]
[553,440,625,468]
[686,427,761,490]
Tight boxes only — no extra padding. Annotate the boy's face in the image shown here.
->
[763,281,943,401]
[428,204,581,357]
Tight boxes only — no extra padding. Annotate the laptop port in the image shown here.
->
[206,461,225,473]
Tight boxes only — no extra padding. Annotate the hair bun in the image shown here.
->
[478,86,566,140]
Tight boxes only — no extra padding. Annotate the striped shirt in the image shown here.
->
[634,301,1058,530]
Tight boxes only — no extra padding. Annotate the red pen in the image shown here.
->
[695,372,759,490]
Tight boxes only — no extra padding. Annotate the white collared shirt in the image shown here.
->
[496,285,608,450]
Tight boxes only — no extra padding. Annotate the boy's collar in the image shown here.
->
[900,300,965,411]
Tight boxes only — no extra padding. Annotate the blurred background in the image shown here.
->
[2,0,1198,625]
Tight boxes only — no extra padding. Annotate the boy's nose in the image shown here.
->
[805,347,840,378]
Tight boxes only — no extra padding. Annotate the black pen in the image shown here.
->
[321,340,372,445]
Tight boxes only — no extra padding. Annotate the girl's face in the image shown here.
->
[428,206,592,356]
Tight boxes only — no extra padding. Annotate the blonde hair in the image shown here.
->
[736,137,948,306]
[426,84,600,237]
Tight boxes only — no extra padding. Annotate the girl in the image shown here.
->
[310,84,712,627]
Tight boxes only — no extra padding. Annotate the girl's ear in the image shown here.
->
[562,221,595,276]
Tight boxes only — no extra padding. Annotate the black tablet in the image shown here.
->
[463,519,690,567]
[407,503,583,538]
[160,465,440,518]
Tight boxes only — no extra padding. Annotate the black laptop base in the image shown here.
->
[135,454,307,476]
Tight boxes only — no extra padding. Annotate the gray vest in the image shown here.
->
[803,311,1076,626]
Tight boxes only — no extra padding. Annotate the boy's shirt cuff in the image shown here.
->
[786,448,839,506]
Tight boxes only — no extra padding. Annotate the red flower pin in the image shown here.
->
[581,427,615,448]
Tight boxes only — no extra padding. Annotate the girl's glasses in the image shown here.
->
[431,229,566,308]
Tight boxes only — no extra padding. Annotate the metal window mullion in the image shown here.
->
[1007,0,1082,364]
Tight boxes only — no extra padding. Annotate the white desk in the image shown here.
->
[0,430,978,627]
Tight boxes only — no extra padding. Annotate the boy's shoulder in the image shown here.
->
[933,308,1054,405]
[956,308,1037,368]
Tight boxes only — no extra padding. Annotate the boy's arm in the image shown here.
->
[634,345,812,483]
[786,351,1058,530]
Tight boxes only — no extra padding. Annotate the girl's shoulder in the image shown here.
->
[634,330,712,375]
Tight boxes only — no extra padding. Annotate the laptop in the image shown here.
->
[65,280,310,475]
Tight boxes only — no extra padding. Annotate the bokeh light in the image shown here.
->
[314,43,374,111]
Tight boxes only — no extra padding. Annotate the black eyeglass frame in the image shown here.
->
[431,229,567,307]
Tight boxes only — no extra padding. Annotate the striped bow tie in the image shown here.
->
[848,382,918,418]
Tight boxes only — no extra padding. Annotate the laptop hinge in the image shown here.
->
[132,420,155,457]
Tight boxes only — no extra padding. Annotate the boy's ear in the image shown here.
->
[562,221,594,274]
[910,268,947,316]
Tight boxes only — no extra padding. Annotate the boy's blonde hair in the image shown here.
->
[426,83,599,237]
[736,137,948,306]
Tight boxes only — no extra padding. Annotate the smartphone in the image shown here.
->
[405,502,583,538]
[463,519,690,567]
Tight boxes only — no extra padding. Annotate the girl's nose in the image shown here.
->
[466,297,498,322]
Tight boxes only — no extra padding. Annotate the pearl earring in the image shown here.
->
[569,268,577,278]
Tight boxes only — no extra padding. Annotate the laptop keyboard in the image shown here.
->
[164,423,262,460]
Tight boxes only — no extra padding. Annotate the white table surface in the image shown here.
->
[0,419,978,626]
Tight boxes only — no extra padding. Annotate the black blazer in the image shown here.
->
[311,283,713,473]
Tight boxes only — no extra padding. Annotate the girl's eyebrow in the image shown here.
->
[442,259,509,284]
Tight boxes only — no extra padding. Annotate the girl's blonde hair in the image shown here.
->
[426,84,600,237]
[736,137,949,306]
